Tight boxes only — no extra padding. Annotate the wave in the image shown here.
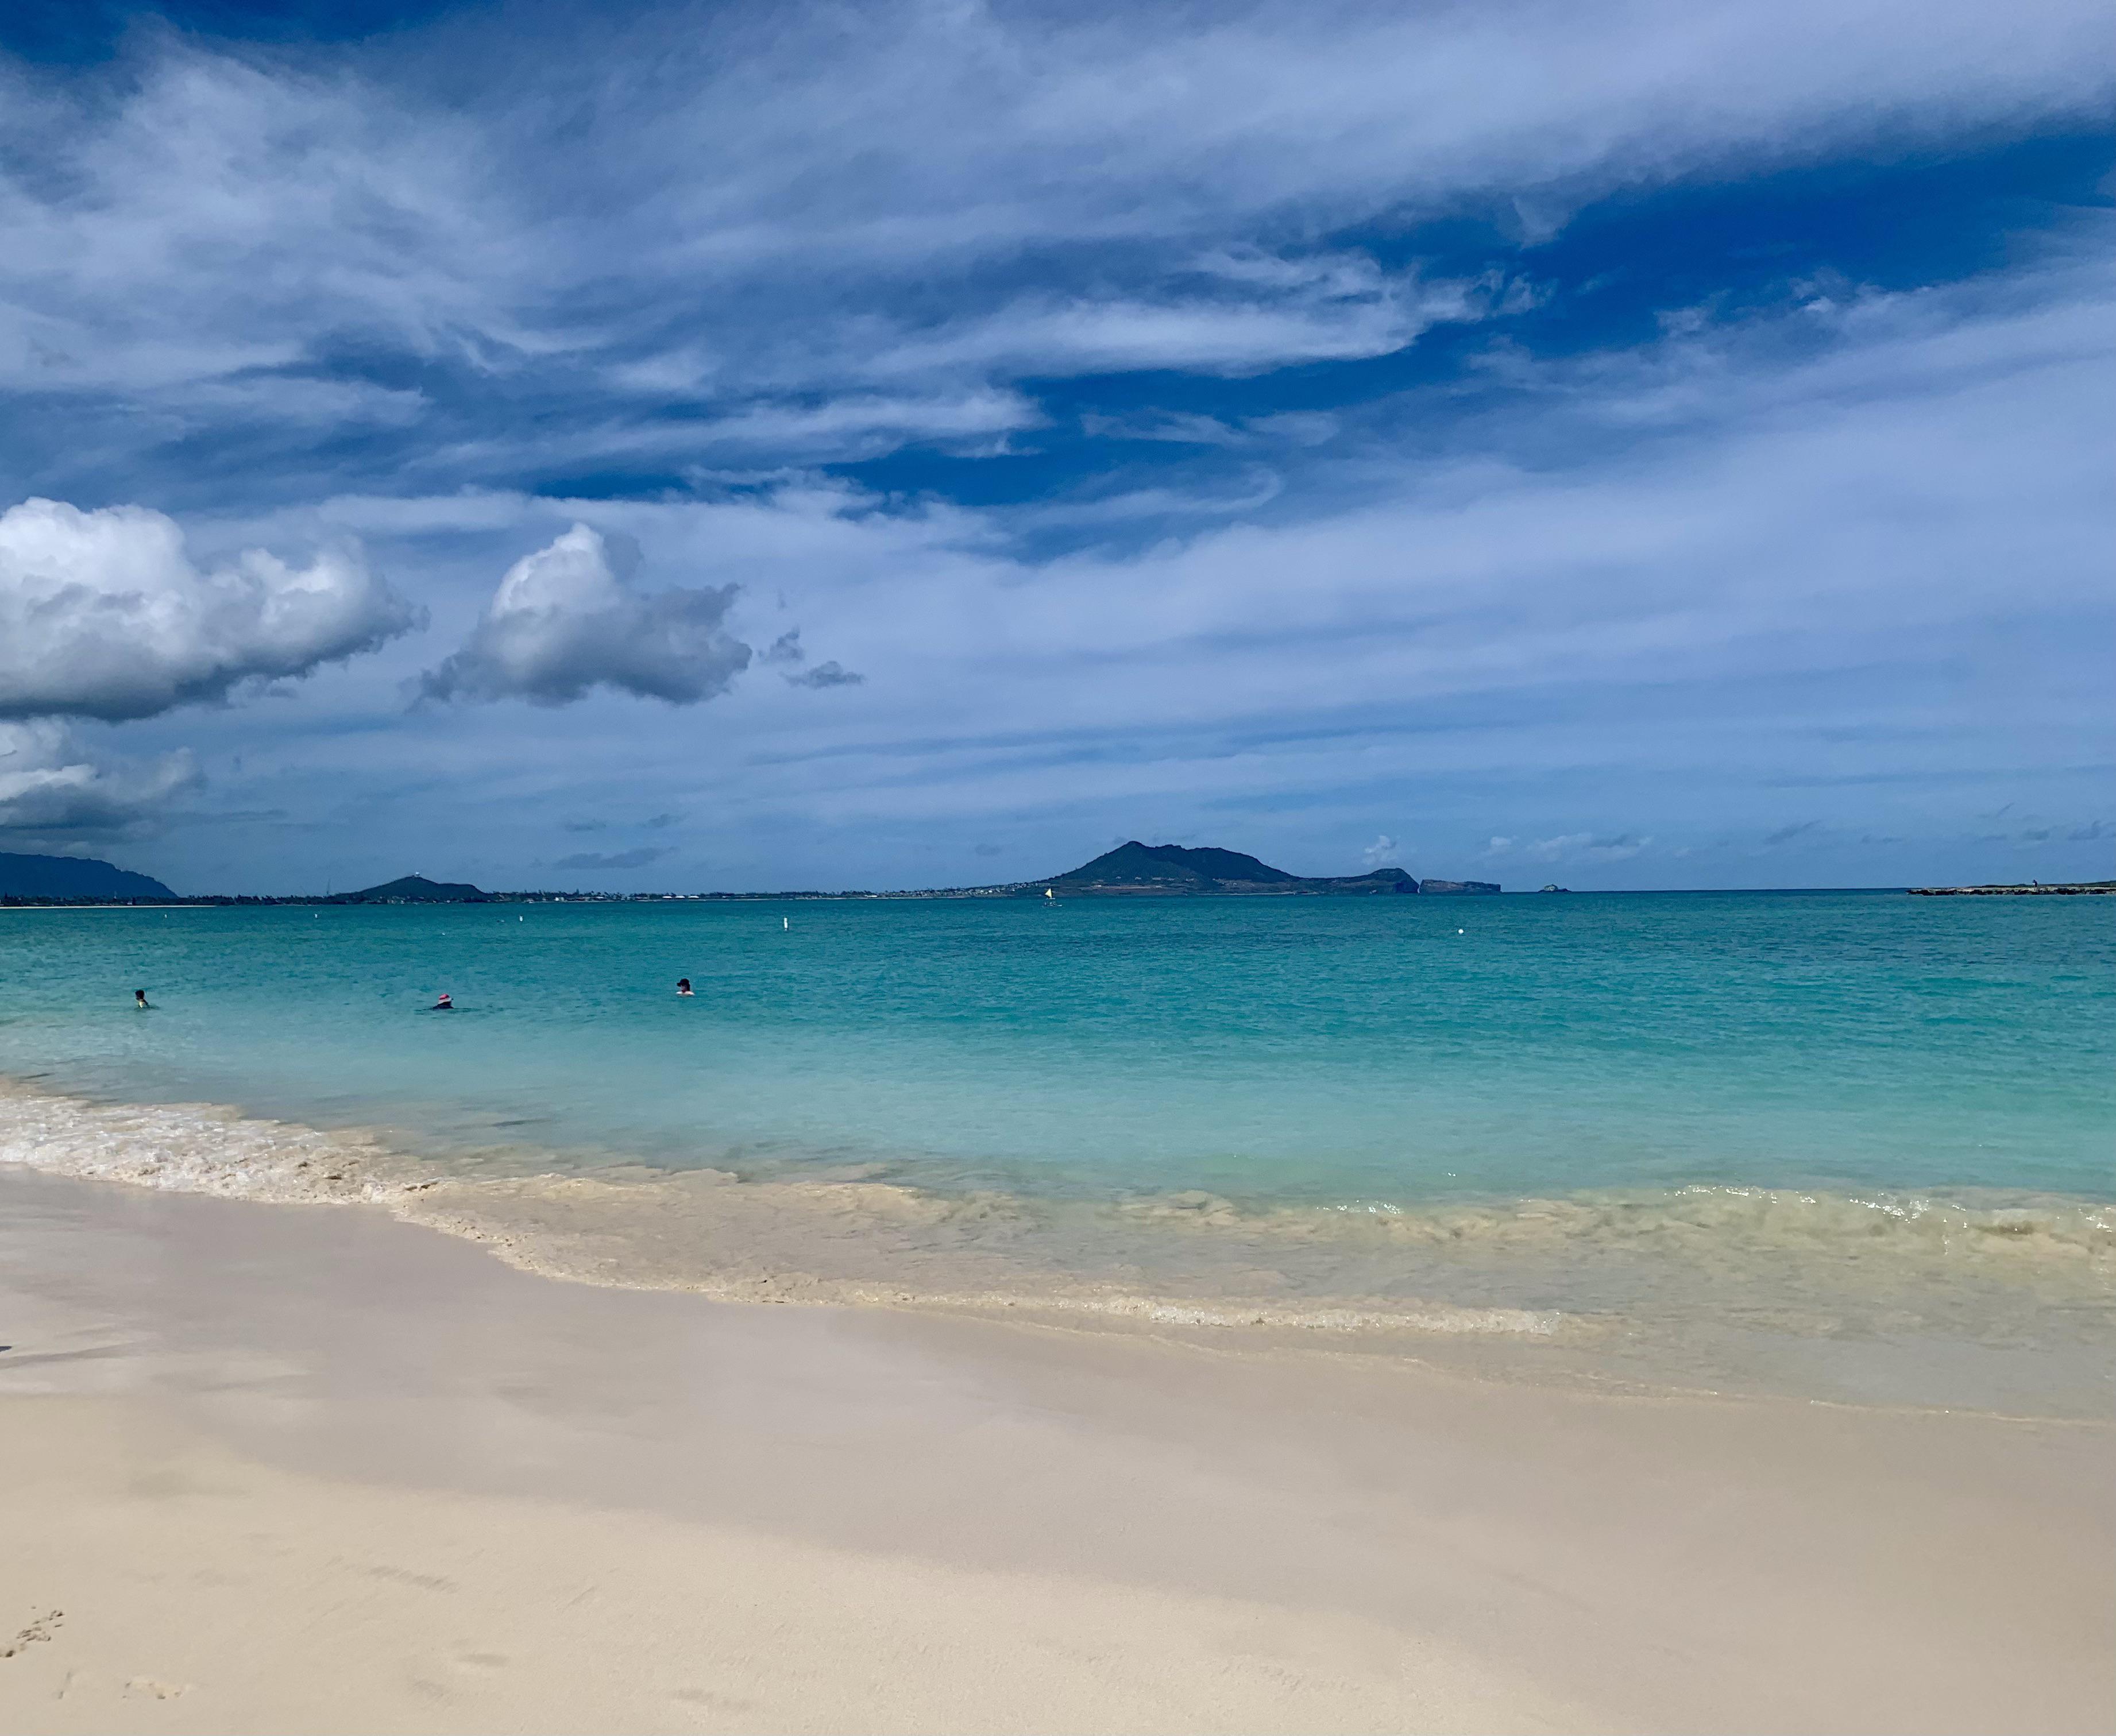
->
[5,1077,2113,1404]
[0,1078,1567,1337]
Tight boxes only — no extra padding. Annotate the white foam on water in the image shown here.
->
[6,1076,2113,1411]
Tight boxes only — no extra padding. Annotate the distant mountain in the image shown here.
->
[1035,841,1494,895]
[1048,842,1307,890]
[327,874,489,904]
[0,852,176,902]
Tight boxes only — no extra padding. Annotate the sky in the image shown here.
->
[0,0,2109,894]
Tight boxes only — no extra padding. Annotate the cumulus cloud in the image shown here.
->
[0,721,199,834]
[421,525,751,706]
[1362,834,1399,867]
[0,498,422,722]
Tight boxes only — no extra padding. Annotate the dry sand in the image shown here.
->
[0,1166,2109,1734]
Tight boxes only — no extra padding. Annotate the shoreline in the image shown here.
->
[3,1163,2111,1733]
[5,1074,2112,1418]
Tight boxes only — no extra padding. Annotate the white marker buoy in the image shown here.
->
[783,917,789,930]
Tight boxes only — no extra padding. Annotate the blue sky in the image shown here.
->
[0,0,2109,892]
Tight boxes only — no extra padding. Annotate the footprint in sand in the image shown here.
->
[671,1685,757,1712]
[2,1610,61,1659]
[123,1678,190,1700]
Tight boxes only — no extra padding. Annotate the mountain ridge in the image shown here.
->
[0,852,177,902]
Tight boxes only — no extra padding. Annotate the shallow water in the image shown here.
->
[3,892,2111,1412]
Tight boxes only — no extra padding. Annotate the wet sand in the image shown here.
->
[1,1166,2109,1734]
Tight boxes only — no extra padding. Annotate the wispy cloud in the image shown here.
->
[1523,834,1652,863]
[2,0,2105,490]
[552,846,672,872]
[1763,820,1821,846]
[0,1,2105,890]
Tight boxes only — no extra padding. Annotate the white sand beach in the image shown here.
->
[1,1165,2110,1735]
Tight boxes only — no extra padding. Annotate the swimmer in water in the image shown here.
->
[432,991,454,1011]
[676,978,694,996]
[134,988,151,1010]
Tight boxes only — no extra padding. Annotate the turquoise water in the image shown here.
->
[3,892,2109,1199]
[3,891,2113,1409]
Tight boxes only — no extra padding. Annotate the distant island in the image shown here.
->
[0,844,1502,906]
[1908,881,2115,896]
[327,875,489,904]
[1028,841,1497,896]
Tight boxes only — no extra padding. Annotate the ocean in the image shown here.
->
[3,890,2110,1413]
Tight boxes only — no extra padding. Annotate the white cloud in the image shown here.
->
[422,524,751,706]
[0,721,198,834]
[0,498,422,722]
[851,266,1491,382]
[1362,834,1399,867]
[685,390,1040,451]
[1,0,2103,479]
[1,6,2107,891]
[1079,411,1251,447]
[201,259,2104,884]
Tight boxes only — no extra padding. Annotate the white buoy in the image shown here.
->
[783,917,790,930]
[1458,929,1465,934]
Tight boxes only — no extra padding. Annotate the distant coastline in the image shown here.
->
[7,846,2112,907]
[1908,881,2116,896]
[0,843,1506,907]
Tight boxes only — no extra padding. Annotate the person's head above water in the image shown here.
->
[676,978,693,995]
[433,991,453,1009]
[134,988,148,1007]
